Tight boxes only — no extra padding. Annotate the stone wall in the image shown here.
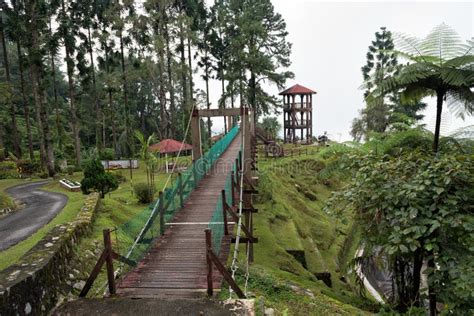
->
[0,193,101,315]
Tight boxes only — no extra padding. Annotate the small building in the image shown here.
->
[279,84,316,144]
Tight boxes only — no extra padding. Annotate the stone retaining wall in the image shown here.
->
[0,193,101,315]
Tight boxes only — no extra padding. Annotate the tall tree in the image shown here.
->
[24,0,55,175]
[10,0,34,159]
[229,0,293,116]
[0,7,21,158]
[59,0,81,166]
[351,27,398,140]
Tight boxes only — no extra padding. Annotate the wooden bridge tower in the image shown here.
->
[280,84,316,144]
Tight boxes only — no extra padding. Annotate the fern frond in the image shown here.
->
[446,87,474,118]
[444,55,474,68]
[393,33,424,58]
[419,23,466,61]
[440,67,474,87]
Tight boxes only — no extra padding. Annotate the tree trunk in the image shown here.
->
[0,15,21,158]
[61,0,81,166]
[16,41,34,159]
[428,257,437,316]
[164,17,175,138]
[119,29,131,156]
[221,72,227,132]
[187,37,193,102]
[157,17,167,139]
[49,19,62,152]
[432,91,444,153]
[27,0,54,176]
[179,22,188,132]
[88,27,102,152]
[205,53,211,142]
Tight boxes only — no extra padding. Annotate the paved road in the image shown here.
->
[0,181,68,251]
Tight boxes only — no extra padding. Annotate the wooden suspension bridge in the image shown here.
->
[80,107,258,300]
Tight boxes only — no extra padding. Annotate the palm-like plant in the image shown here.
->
[134,130,156,187]
[377,23,473,152]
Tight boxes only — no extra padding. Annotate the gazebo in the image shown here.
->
[279,84,316,144]
[149,139,193,173]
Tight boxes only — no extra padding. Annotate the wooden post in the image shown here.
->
[192,159,198,187]
[103,229,116,295]
[191,109,202,160]
[249,212,254,263]
[222,190,229,235]
[205,229,213,296]
[159,191,165,235]
[231,171,236,206]
[178,173,184,208]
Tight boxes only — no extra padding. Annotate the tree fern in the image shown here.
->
[375,23,473,152]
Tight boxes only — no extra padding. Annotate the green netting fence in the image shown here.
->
[114,125,240,266]
[208,149,240,255]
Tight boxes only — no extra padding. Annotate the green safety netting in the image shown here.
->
[114,125,240,265]
[208,150,240,255]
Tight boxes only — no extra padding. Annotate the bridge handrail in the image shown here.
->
[114,125,240,264]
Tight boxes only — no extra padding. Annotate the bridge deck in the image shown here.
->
[117,133,241,299]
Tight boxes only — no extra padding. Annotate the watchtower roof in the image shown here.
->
[279,84,316,95]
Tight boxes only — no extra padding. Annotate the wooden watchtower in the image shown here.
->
[280,84,316,144]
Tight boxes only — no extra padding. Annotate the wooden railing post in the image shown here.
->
[178,173,184,208]
[159,191,165,235]
[221,190,229,235]
[231,171,236,206]
[205,229,213,296]
[192,159,198,187]
[103,229,116,295]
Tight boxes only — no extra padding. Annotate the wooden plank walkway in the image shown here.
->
[117,133,241,299]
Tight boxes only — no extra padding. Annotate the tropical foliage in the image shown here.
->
[377,23,474,152]
[327,149,474,314]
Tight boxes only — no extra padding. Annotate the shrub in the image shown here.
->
[39,172,49,179]
[0,161,17,179]
[16,159,40,175]
[99,148,115,160]
[110,170,126,183]
[66,166,75,175]
[0,192,14,209]
[81,158,118,198]
[133,183,156,204]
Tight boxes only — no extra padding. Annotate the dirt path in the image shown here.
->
[0,181,68,251]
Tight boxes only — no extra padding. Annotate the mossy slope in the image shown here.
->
[243,151,377,315]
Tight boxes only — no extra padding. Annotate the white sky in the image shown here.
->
[200,0,474,141]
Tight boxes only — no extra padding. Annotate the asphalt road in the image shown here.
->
[0,181,68,251]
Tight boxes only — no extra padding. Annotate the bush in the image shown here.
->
[16,159,40,175]
[39,172,49,179]
[99,148,115,160]
[66,166,75,175]
[110,170,126,183]
[0,192,14,209]
[133,183,156,204]
[81,158,118,198]
[0,161,17,179]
